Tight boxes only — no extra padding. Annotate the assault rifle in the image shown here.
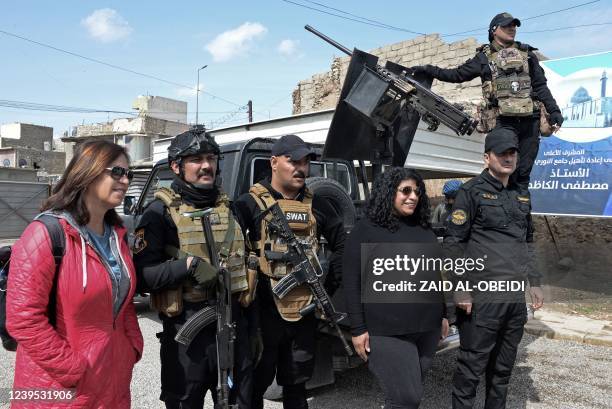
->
[173,208,236,409]
[305,25,477,135]
[262,202,354,356]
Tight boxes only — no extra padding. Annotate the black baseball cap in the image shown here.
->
[490,12,521,32]
[271,134,316,160]
[484,128,519,154]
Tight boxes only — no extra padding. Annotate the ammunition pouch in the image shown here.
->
[476,105,499,133]
[150,287,183,317]
[537,101,554,136]
[239,253,259,308]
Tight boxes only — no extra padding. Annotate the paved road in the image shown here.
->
[1,301,611,409]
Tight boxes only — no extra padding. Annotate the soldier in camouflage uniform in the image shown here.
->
[412,12,564,191]
[134,129,256,409]
[233,135,346,409]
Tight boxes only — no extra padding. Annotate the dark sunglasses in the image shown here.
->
[105,166,134,181]
[397,186,421,196]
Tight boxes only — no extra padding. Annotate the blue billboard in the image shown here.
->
[530,51,611,217]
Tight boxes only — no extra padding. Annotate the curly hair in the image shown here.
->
[366,167,431,232]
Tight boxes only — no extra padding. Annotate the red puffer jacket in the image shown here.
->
[7,215,144,408]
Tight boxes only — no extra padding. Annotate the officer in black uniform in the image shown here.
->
[233,135,346,409]
[133,129,255,409]
[412,12,563,191]
[443,127,544,409]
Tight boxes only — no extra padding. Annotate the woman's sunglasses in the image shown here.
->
[105,166,134,181]
[397,186,422,196]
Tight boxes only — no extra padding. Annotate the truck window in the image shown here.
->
[141,167,174,209]
[325,163,350,192]
[218,152,237,194]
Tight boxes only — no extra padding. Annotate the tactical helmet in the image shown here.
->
[168,127,221,165]
[442,179,462,198]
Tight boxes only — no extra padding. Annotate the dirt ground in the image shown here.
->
[530,215,612,321]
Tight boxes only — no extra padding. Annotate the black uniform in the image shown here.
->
[443,170,541,409]
[134,197,255,409]
[233,179,345,409]
[425,42,561,190]
[343,217,445,409]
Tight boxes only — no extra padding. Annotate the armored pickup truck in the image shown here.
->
[123,136,460,394]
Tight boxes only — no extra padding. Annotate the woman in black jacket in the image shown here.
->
[343,167,448,409]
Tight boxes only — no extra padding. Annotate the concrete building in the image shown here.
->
[62,95,190,165]
[0,123,65,175]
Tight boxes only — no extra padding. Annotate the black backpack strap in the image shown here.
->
[36,215,65,269]
[36,215,65,327]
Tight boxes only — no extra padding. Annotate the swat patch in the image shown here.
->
[285,211,310,223]
[451,209,468,225]
[132,228,147,254]
[482,193,498,200]
[517,195,530,203]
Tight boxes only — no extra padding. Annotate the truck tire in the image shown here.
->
[306,177,356,230]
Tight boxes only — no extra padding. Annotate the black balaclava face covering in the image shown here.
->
[171,176,219,208]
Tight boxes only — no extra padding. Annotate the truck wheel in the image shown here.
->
[306,177,356,230]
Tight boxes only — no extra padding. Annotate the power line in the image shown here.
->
[0,28,244,108]
[439,22,612,37]
[441,0,601,36]
[207,105,250,129]
[295,0,426,35]
[522,0,600,21]
[282,0,603,38]
[0,99,135,114]
[280,0,425,34]
[0,99,250,121]
[521,22,612,34]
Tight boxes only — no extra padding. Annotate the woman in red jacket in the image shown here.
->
[7,140,144,408]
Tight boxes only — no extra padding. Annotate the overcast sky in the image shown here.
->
[1,0,611,137]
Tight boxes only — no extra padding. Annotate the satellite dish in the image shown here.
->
[18,158,28,168]
[2,159,10,167]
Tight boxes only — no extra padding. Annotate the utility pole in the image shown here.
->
[247,100,253,123]
[196,64,208,125]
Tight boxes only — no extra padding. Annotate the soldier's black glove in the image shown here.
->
[188,257,218,289]
[411,65,434,76]
[549,111,564,127]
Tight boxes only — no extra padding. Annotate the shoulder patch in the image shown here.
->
[482,192,498,200]
[450,209,468,226]
[132,228,148,254]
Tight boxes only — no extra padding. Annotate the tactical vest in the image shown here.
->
[151,187,249,316]
[249,183,318,322]
[482,43,534,116]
